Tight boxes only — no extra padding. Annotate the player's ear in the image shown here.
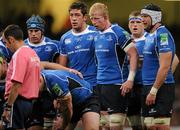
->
[84,14,88,22]
[7,36,15,44]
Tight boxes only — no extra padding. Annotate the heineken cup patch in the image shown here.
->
[160,33,168,45]
[52,83,63,96]
[123,31,130,39]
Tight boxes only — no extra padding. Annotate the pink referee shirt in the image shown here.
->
[5,46,40,100]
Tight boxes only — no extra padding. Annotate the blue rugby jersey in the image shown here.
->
[59,25,97,87]
[94,24,131,84]
[41,70,93,105]
[133,32,148,84]
[24,37,60,62]
[142,26,175,85]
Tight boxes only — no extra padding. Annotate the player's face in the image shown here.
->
[2,34,15,52]
[141,14,152,30]
[28,29,43,44]
[69,9,87,32]
[90,11,106,31]
[128,19,144,38]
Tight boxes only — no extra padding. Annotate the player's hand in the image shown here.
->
[120,80,133,96]
[146,93,156,106]
[2,109,11,124]
[53,99,61,109]
[69,69,83,79]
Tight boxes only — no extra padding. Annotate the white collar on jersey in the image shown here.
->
[28,37,46,47]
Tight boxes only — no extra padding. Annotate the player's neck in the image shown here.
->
[73,23,87,33]
[132,31,144,39]
[104,21,111,30]
[15,40,25,51]
[150,23,161,33]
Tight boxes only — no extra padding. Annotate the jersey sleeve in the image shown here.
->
[59,36,67,56]
[156,28,174,53]
[112,25,131,49]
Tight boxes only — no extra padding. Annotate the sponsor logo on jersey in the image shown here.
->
[123,31,130,39]
[107,35,113,41]
[146,37,154,44]
[65,38,71,44]
[87,35,93,41]
[34,48,41,52]
[160,33,168,45]
[75,45,81,49]
[45,46,53,52]
[98,45,103,48]
[52,83,63,96]
[94,36,98,41]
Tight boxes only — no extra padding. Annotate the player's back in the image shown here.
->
[41,70,93,105]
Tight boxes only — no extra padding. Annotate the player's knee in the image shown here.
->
[144,117,170,127]
[127,115,143,127]
[100,114,109,127]
[100,113,126,127]
[109,113,126,127]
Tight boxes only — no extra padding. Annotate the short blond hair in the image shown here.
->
[89,2,109,18]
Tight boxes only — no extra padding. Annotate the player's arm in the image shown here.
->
[146,52,172,105]
[172,54,179,74]
[0,55,7,79]
[125,42,138,80]
[40,61,83,78]
[0,57,4,79]
[53,93,73,130]
[54,54,61,63]
[59,55,68,66]
[121,42,138,96]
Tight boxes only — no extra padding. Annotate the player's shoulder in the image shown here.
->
[61,30,72,39]
[111,23,130,37]
[156,25,170,34]
[87,25,96,31]
[44,37,59,45]
[111,24,125,32]
[24,38,29,45]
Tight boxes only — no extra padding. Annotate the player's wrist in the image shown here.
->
[150,86,158,96]
[4,102,12,111]
[68,68,73,73]
[127,70,136,81]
